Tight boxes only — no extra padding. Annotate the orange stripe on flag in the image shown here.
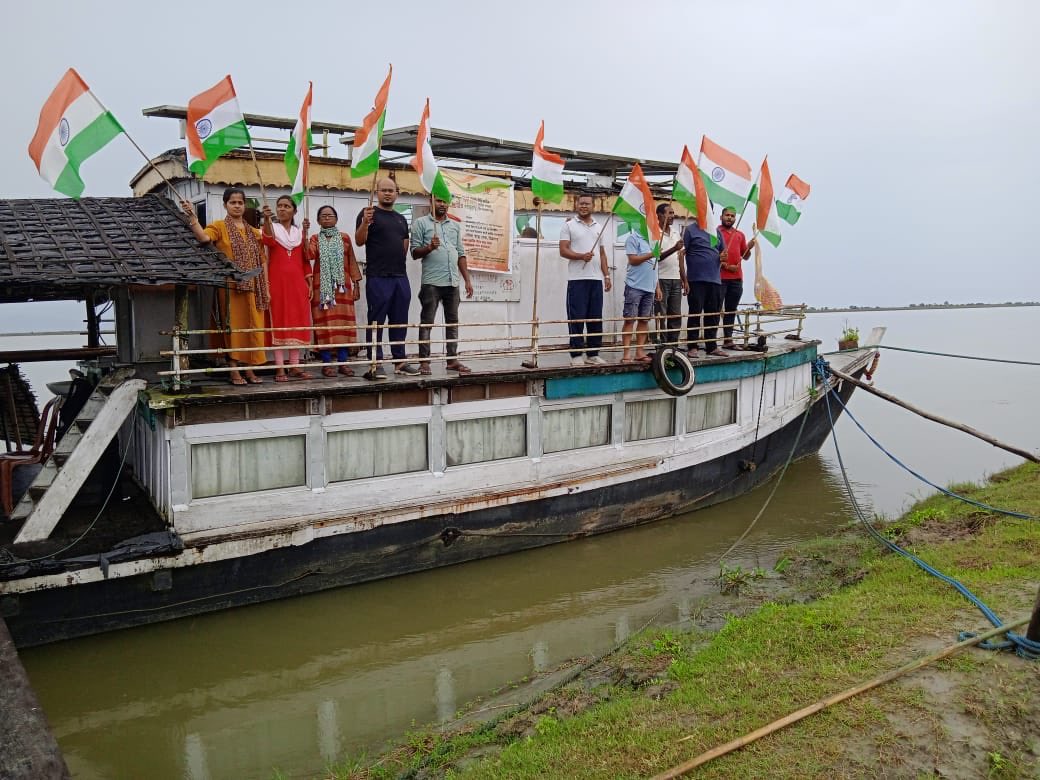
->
[186,75,238,160]
[785,173,810,200]
[680,145,696,174]
[534,120,564,165]
[699,135,752,179]
[353,65,392,148]
[629,163,661,244]
[757,157,775,231]
[414,98,431,178]
[28,68,89,167]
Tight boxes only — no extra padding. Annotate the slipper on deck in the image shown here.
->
[419,363,433,376]
[230,376,247,386]
[245,374,263,384]
[322,366,337,378]
[274,374,289,383]
[446,362,472,375]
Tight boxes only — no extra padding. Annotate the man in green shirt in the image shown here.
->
[410,197,475,374]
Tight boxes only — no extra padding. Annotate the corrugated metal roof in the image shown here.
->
[0,196,240,301]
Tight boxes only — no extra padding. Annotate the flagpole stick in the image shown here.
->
[246,138,268,207]
[88,90,181,202]
[521,198,543,369]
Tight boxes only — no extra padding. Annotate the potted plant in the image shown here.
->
[838,323,859,350]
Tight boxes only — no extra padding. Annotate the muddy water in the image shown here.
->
[18,307,1040,779]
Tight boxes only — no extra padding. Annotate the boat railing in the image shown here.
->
[158,305,807,388]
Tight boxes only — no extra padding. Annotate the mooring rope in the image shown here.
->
[817,358,1039,659]
[836,344,1040,366]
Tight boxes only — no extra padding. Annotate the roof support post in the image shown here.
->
[173,284,189,391]
[85,288,100,349]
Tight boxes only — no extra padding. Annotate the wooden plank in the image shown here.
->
[14,380,147,544]
[0,347,116,363]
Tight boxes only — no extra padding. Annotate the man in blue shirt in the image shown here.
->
[410,197,474,375]
[621,231,662,363]
[682,217,726,357]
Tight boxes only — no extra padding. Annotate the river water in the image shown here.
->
[17,307,1040,779]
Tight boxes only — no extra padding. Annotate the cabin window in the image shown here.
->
[543,405,611,453]
[190,435,306,499]
[446,414,527,466]
[327,424,429,482]
[514,213,568,242]
[625,398,675,441]
[686,389,737,432]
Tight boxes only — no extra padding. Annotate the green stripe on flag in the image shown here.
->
[701,169,747,212]
[776,201,801,225]
[432,171,452,203]
[759,229,782,248]
[350,113,385,178]
[189,120,251,177]
[531,177,564,204]
[612,198,648,239]
[53,111,124,198]
[672,181,697,215]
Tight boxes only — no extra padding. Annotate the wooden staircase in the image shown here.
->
[12,377,146,544]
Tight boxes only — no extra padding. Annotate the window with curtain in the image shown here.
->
[686,389,737,433]
[191,435,307,499]
[543,405,611,453]
[327,424,429,482]
[446,414,527,466]
[625,398,675,442]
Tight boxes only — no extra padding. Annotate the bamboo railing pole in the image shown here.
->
[828,367,1039,464]
[652,616,1031,779]
[521,200,543,369]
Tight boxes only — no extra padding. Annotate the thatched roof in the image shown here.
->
[0,195,241,302]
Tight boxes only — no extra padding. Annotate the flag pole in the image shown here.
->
[520,197,543,369]
[246,137,268,207]
[88,90,181,202]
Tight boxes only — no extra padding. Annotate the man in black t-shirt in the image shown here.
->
[355,178,420,378]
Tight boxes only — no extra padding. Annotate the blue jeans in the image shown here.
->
[366,275,411,361]
[566,279,603,358]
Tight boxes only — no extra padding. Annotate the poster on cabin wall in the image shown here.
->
[443,170,513,274]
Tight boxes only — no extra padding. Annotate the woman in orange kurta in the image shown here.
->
[182,188,269,385]
[261,196,313,381]
[306,205,363,377]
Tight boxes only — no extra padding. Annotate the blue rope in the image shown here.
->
[827,390,1035,520]
[813,358,1040,659]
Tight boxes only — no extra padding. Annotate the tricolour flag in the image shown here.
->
[752,157,783,248]
[776,173,810,225]
[613,163,661,256]
[28,69,124,198]
[411,98,451,203]
[285,82,312,205]
[350,66,391,179]
[531,121,565,204]
[186,75,251,178]
[673,145,718,246]
[698,135,753,213]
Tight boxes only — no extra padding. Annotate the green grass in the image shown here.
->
[320,463,1040,779]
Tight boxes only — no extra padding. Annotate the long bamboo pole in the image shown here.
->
[827,366,1038,463]
[246,138,267,207]
[652,616,1031,779]
[521,200,543,369]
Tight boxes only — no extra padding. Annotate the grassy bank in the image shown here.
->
[325,463,1040,779]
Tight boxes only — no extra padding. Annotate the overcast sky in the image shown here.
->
[4,0,1039,306]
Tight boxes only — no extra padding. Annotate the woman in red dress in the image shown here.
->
[306,205,363,377]
[261,196,313,381]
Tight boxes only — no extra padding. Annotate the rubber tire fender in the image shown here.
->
[651,346,696,396]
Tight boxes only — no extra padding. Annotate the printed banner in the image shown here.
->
[443,170,514,274]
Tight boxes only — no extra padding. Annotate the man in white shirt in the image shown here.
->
[653,203,687,346]
[558,194,612,366]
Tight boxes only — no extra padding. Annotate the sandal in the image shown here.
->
[419,362,432,376]
[446,361,472,375]
[274,374,289,383]
[287,369,313,380]
[245,372,263,384]
[338,365,355,377]
[635,355,653,363]
[322,366,337,378]
[230,374,247,386]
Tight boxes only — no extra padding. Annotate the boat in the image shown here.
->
[0,113,880,647]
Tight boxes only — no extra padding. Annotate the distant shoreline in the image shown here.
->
[807,302,1040,314]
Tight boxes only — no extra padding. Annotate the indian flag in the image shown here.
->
[350,66,391,179]
[284,82,312,205]
[752,157,783,248]
[531,121,565,204]
[776,173,810,225]
[673,145,717,246]
[27,69,124,198]
[613,163,661,256]
[186,75,251,177]
[698,135,753,213]
[411,98,451,203]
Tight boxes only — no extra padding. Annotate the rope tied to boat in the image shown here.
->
[816,358,1040,659]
